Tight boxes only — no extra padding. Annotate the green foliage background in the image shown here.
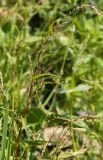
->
[0,0,103,159]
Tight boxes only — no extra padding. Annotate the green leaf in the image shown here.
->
[56,84,92,94]
[33,72,56,81]
[27,108,46,124]
[25,36,42,43]
[58,148,87,159]
[1,102,9,160]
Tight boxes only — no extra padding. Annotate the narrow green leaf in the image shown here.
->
[58,148,87,159]
[33,72,56,81]
[56,84,92,94]
[1,104,9,160]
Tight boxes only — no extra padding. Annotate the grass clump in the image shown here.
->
[0,1,103,159]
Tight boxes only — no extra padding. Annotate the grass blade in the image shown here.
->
[1,102,9,160]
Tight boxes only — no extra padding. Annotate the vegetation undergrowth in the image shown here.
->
[0,0,103,159]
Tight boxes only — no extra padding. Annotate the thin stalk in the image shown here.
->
[69,88,80,160]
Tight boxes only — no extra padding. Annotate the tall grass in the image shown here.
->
[0,1,103,159]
